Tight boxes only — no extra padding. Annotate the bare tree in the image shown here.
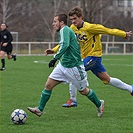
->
[0,0,28,23]
[81,0,112,23]
[0,0,132,42]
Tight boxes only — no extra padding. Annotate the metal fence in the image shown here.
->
[12,42,133,55]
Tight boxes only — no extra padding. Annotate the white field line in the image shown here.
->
[34,60,49,64]
[103,59,126,60]
[34,59,133,66]
[103,64,133,66]
[103,58,133,66]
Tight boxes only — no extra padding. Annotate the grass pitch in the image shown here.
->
[0,55,133,133]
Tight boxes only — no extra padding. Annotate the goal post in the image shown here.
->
[11,32,18,53]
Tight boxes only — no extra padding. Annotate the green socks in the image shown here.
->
[86,89,101,108]
[38,89,100,111]
[38,89,52,111]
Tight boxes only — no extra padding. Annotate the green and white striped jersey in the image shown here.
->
[54,26,83,68]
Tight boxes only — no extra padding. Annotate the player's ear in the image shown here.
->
[60,21,64,25]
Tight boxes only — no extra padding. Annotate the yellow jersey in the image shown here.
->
[53,22,126,58]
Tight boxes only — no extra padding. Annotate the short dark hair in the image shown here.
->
[55,14,68,25]
[68,6,83,17]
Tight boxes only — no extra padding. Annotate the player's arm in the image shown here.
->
[52,44,60,53]
[45,44,60,55]
[49,28,69,68]
[7,31,13,43]
[88,24,129,38]
[54,28,69,60]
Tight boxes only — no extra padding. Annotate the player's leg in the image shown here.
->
[88,56,133,95]
[64,64,104,117]
[62,56,97,108]
[38,78,61,112]
[109,77,132,94]
[101,73,132,94]
[7,45,17,61]
[27,78,60,117]
[0,50,6,70]
[97,67,133,94]
[27,63,66,116]
[62,83,78,107]
[69,83,77,102]
[79,88,104,117]
[7,53,16,61]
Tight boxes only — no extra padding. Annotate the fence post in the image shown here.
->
[48,42,51,49]
[123,43,126,55]
[29,42,31,55]
[105,42,108,54]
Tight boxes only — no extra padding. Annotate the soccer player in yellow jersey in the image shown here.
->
[45,6,132,107]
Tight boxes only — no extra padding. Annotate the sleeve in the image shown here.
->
[88,24,126,38]
[7,31,13,44]
[54,27,70,60]
[52,44,60,53]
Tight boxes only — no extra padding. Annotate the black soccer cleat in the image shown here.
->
[0,67,5,71]
[12,54,17,61]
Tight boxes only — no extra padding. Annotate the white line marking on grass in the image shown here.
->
[104,64,133,67]
[34,60,48,64]
[34,60,133,67]
[104,59,126,60]
[103,58,133,66]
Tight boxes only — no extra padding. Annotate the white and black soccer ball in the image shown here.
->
[11,109,27,124]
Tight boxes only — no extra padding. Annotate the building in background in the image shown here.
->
[113,0,133,18]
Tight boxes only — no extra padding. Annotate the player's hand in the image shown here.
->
[45,49,54,55]
[48,58,57,68]
[2,43,8,47]
[125,31,132,40]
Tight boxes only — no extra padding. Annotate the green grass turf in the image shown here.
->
[0,55,133,133]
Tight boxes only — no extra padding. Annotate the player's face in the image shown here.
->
[1,24,6,31]
[69,14,83,28]
[52,16,61,32]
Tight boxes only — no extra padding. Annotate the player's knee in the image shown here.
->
[45,83,53,90]
[79,91,85,95]
[0,52,4,58]
[79,88,89,95]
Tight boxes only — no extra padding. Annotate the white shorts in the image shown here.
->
[49,62,89,91]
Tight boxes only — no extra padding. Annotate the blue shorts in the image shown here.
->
[83,56,106,77]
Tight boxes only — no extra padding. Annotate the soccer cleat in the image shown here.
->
[12,54,17,61]
[130,85,133,96]
[97,100,104,117]
[27,107,43,117]
[62,99,78,108]
[0,67,5,71]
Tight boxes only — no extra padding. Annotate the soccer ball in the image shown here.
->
[11,109,27,124]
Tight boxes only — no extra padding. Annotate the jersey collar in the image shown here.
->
[77,21,84,29]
